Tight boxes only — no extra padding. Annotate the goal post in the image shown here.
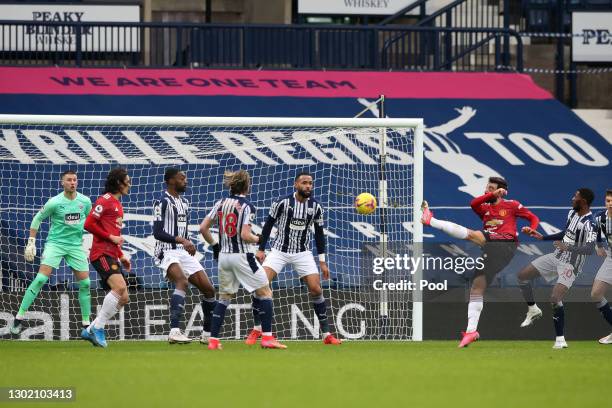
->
[0,114,424,341]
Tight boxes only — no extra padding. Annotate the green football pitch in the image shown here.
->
[0,340,609,408]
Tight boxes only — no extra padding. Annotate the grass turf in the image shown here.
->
[0,340,609,408]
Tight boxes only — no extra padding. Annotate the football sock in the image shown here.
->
[466,294,483,333]
[258,297,274,335]
[552,301,565,337]
[251,295,261,328]
[78,278,91,325]
[17,273,49,318]
[93,291,120,330]
[311,294,330,335]
[169,289,186,330]
[518,280,535,306]
[429,218,469,240]
[597,298,612,326]
[210,299,230,339]
[201,297,217,333]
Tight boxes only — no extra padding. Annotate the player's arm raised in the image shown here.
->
[314,205,329,280]
[24,198,57,262]
[469,190,504,219]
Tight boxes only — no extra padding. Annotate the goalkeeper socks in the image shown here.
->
[210,299,230,338]
[552,302,565,337]
[169,289,186,330]
[518,280,535,306]
[597,298,612,326]
[201,297,217,333]
[258,297,274,335]
[429,218,469,240]
[311,294,330,335]
[466,294,483,332]
[17,273,49,318]
[78,278,91,325]
[93,291,120,329]
[251,295,262,328]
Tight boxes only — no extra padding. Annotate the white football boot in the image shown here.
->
[520,304,543,327]
[168,328,192,344]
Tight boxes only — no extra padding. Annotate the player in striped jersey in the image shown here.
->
[153,168,217,345]
[200,170,285,350]
[517,188,597,349]
[248,171,341,345]
[592,189,612,344]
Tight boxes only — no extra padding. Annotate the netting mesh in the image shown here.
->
[0,119,420,340]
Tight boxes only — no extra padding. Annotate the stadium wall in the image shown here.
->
[0,67,610,340]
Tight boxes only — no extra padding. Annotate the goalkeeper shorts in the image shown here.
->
[41,242,89,272]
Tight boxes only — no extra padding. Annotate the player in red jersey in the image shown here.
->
[421,177,539,347]
[81,168,132,348]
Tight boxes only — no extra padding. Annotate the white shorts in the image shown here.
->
[262,249,319,278]
[595,256,612,285]
[532,253,576,289]
[218,253,269,294]
[158,249,204,278]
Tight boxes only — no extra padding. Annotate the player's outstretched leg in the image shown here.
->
[420,201,470,240]
[10,271,50,335]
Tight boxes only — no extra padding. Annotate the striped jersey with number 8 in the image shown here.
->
[206,195,256,254]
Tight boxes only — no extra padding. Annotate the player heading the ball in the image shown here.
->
[11,170,92,336]
[252,171,341,345]
[81,167,131,348]
[152,168,218,345]
[200,169,286,350]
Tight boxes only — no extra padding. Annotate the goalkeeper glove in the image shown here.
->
[24,237,36,262]
[212,243,221,261]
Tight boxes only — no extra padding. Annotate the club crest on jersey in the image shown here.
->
[499,209,508,217]
[307,208,314,215]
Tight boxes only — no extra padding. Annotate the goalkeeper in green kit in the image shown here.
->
[10,170,93,335]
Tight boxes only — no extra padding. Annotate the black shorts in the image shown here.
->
[91,255,125,291]
[475,231,518,284]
